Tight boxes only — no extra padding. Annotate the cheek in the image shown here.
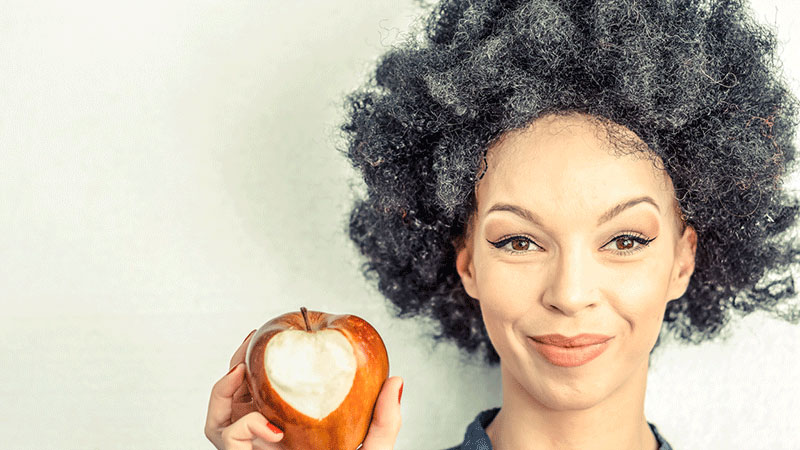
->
[473,260,541,358]
[473,256,542,322]
[607,258,673,331]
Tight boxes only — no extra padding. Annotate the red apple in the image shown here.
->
[242,307,389,450]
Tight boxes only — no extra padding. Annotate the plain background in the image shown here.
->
[1,0,799,448]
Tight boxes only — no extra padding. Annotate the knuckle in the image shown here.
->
[244,411,266,422]
[220,426,234,442]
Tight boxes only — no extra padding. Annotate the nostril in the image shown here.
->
[544,297,599,315]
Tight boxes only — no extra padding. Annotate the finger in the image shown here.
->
[251,437,277,450]
[360,376,403,450]
[230,329,257,369]
[206,363,246,433]
[220,411,284,450]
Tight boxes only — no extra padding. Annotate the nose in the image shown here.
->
[541,246,599,316]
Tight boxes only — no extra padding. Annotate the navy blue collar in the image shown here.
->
[448,408,673,450]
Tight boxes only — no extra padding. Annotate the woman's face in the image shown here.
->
[456,113,697,410]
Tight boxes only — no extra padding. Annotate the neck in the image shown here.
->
[485,360,658,450]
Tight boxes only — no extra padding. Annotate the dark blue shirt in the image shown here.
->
[445,408,673,450]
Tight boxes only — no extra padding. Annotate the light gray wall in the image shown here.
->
[1,1,799,448]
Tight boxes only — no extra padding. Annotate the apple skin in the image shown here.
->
[242,309,389,450]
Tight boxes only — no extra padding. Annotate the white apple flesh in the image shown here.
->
[265,329,357,420]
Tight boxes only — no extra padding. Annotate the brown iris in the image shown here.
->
[615,237,635,250]
[511,239,530,251]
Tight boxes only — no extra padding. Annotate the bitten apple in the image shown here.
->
[243,307,389,450]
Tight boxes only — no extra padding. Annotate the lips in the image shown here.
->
[528,334,613,367]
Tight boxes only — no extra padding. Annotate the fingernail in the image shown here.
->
[267,421,283,435]
[227,363,240,375]
[398,381,404,404]
[242,329,257,344]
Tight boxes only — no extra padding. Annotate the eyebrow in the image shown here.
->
[486,196,661,227]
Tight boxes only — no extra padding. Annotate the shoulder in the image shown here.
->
[444,408,673,450]
[648,422,673,450]
[442,408,499,450]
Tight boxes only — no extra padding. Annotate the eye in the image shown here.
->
[602,233,656,255]
[487,236,540,254]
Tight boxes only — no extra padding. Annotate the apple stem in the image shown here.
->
[300,306,311,331]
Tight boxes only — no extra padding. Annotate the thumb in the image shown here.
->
[360,376,403,450]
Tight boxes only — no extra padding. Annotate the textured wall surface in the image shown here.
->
[1,1,799,448]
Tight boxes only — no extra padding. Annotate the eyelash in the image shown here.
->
[486,232,657,256]
[486,235,542,255]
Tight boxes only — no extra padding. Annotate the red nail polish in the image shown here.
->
[227,364,240,375]
[398,381,404,404]
[267,421,283,435]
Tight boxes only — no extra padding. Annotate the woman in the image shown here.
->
[206,0,799,448]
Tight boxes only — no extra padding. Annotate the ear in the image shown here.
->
[666,225,698,301]
[455,237,479,300]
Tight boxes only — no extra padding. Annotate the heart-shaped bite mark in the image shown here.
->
[265,329,357,420]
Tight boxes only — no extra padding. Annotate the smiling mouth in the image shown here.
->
[528,334,614,367]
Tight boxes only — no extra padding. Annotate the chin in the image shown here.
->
[533,382,611,411]
[509,361,614,412]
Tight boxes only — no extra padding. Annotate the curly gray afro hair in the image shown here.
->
[342,0,800,364]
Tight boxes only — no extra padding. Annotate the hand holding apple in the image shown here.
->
[205,331,285,450]
[242,307,392,450]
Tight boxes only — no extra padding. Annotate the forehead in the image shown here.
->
[476,114,677,219]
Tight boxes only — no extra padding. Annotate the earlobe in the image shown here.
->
[455,242,479,300]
